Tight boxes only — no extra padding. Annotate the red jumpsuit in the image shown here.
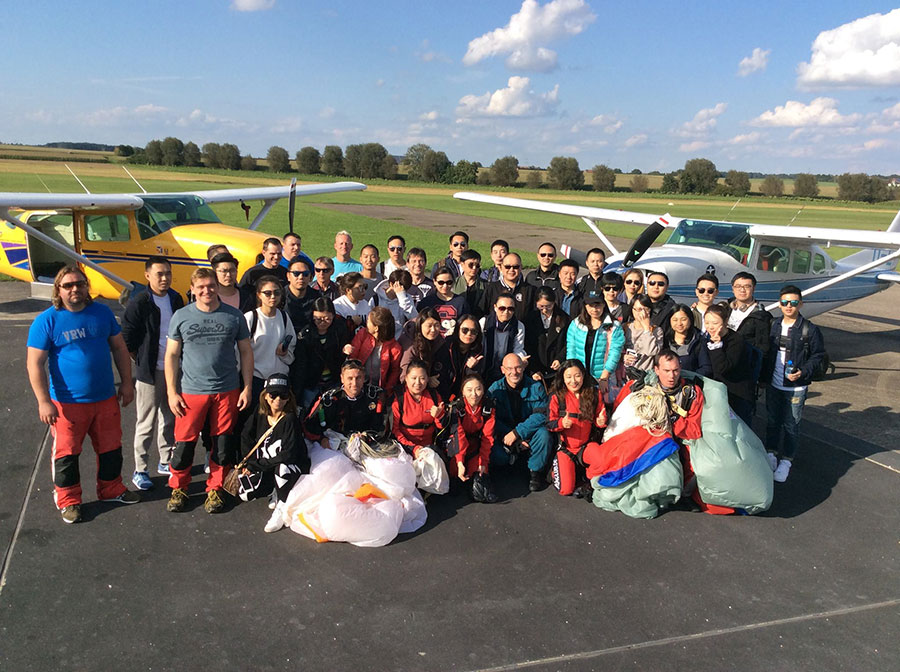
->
[391,388,445,454]
[452,399,495,478]
[548,390,607,495]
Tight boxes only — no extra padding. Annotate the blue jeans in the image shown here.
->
[765,385,808,461]
[491,426,552,472]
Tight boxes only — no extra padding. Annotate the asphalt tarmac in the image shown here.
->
[0,282,897,672]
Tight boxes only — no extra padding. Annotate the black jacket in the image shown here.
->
[762,316,826,388]
[649,295,678,329]
[241,412,311,474]
[480,279,536,321]
[525,265,559,290]
[121,289,184,384]
[524,307,570,380]
[731,302,773,357]
[291,319,350,391]
[284,286,322,335]
[706,329,754,401]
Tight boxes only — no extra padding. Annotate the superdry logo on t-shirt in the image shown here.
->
[183,320,233,343]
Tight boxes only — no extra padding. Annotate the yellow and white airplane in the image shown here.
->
[0,180,365,300]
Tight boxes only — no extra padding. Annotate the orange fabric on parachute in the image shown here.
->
[352,483,389,503]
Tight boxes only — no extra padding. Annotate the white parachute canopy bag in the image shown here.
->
[412,446,450,495]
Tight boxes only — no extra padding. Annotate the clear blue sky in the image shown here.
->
[2,0,898,175]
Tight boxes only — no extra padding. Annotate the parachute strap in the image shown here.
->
[629,385,671,436]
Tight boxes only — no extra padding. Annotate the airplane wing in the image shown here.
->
[186,181,366,204]
[749,224,900,249]
[0,193,144,210]
[453,191,665,226]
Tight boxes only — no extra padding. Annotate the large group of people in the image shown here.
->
[26,228,827,530]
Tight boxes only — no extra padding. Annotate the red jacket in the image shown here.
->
[548,389,606,451]
[391,388,445,450]
[348,330,402,394]
[454,399,495,474]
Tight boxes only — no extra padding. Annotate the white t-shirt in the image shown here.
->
[382,259,407,277]
[244,309,296,379]
[727,302,756,331]
[771,320,807,393]
[333,295,372,321]
[152,293,173,371]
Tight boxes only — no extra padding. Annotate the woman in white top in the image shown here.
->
[373,269,419,331]
[332,271,371,330]
[623,293,664,372]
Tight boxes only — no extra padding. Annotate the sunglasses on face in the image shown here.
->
[315,267,332,274]
[451,241,467,248]
[59,281,87,290]
[266,391,290,400]
[538,252,555,258]
[389,246,404,252]
[260,290,282,298]
[503,264,521,270]
[536,303,553,311]
[496,305,515,312]
[647,280,667,287]
[460,327,477,335]
[696,287,716,294]
[313,315,332,322]
[290,270,311,277]
[780,299,800,307]
[602,286,618,292]
[216,267,237,275]
[624,279,641,286]
[435,279,453,286]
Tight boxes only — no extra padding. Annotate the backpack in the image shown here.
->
[249,308,288,339]
[801,321,834,381]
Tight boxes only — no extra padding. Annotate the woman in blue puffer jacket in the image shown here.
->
[566,290,625,400]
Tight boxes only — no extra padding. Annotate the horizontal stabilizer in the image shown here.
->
[876,272,900,283]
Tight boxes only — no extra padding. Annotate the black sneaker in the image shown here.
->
[103,489,141,504]
[528,471,544,492]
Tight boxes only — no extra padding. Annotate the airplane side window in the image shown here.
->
[84,214,131,242]
[792,250,811,274]
[756,245,789,272]
[813,254,826,273]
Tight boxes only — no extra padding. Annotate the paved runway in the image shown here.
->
[0,282,897,671]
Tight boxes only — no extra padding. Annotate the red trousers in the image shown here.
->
[50,397,126,509]
[169,390,239,492]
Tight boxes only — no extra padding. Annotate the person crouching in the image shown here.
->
[239,375,310,533]
[392,359,446,456]
[445,374,498,503]
[548,359,607,496]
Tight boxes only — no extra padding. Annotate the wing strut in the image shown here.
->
[249,200,278,231]
[581,218,619,256]
[763,248,900,312]
[0,207,135,296]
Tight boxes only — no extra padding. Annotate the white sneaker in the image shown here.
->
[264,505,285,533]
[268,491,277,510]
[766,452,778,471]
[773,460,792,483]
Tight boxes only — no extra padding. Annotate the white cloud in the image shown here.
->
[456,76,560,118]
[82,104,170,126]
[175,108,253,131]
[727,132,762,145]
[463,0,596,72]
[679,140,711,152]
[751,97,861,127]
[882,101,900,119]
[270,116,302,134]
[417,39,452,64]
[420,110,439,121]
[624,134,647,148]
[863,138,889,150]
[375,78,385,88]
[797,9,900,88]
[589,114,623,133]
[738,47,770,76]
[231,0,275,11]
[319,106,335,119]
[677,103,727,137]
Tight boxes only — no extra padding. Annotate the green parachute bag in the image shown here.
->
[590,453,683,520]
[680,371,773,514]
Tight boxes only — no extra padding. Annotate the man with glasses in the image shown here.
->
[555,259,583,316]
[481,239,509,283]
[525,242,559,289]
[122,256,184,491]
[284,258,321,334]
[280,232,314,272]
[576,247,607,295]
[480,292,527,383]
[453,249,488,318]
[645,270,677,328]
[165,268,254,514]
[727,271,772,375]
[27,266,140,524]
[692,273,721,331]
[432,230,469,280]
[381,235,407,277]
[239,237,288,289]
[311,256,340,301]
[762,286,825,483]
[406,247,434,302]
[211,252,255,313]
[481,252,536,321]
[359,244,384,302]
[488,353,552,492]
[305,360,387,444]
[419,267,470,337]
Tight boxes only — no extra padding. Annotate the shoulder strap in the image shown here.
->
[236,415,283,468]
[250,309,259,338]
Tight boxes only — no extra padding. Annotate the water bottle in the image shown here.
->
[786,359,797,376]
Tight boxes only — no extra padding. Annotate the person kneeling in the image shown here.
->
[445,374,497,503]
[548,360,607,497]
[238,375,310,532]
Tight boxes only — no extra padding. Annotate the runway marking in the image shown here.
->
[0,425,49,597]
[803,428,900,475]
[468,598,900,671]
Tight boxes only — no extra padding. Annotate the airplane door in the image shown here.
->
[75,210,138,297]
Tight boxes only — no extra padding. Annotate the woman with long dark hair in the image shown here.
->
[704,303,755,426]
[345,306,402,397]
[524,287,570,385]
[291,296,350,409]
[399,308,450,388]
[444,314,484,399]
[623,293,664,372]
[665,305,713,377]
[566,292,625,399]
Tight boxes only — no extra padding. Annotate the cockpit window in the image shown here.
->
[135,195,221,240]
[665,219,751,265]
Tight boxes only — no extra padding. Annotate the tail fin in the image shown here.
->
[888,208,900,233]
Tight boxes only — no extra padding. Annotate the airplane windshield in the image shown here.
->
[666,219,751,264]
[135,195,221,240]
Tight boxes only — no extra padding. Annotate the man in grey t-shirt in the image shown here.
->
[164,268,253,514]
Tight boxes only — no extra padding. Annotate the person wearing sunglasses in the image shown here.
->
[691,273,721,332]
[332,230,363,279]
[452,249,488,319]
[599,272,631,325]
[525,242,560,290]
[619,268,644,305]
[480,292,527,384]
[575,247,607,295]
[238,374,310,533]
[283,258,321,334]
[444,315,485,399]
[555,259,583,317]
[333,272,372,332]
[279,232,314,273]
[239,237,289,290]
[566,290,625,399]
[431,230,469,280]
[310,256,340,301]
[645,270,677,329]
[481,252,535,321]
[762,285,825,483]
[27,266,140,524]
[418,267,470,337]
[726,271,772,388]
[380,235,408,278]
[524,287,570,386]
[292,297,350,411]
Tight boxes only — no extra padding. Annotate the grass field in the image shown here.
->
[1,157,896,267]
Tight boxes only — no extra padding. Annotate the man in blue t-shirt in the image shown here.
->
[332,230,363,278]
[26,266,139,524]
[280,232,314,272]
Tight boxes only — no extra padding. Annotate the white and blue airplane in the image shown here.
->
[453,191,900,317]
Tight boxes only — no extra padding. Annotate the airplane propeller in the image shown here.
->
[622,217,669,268]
